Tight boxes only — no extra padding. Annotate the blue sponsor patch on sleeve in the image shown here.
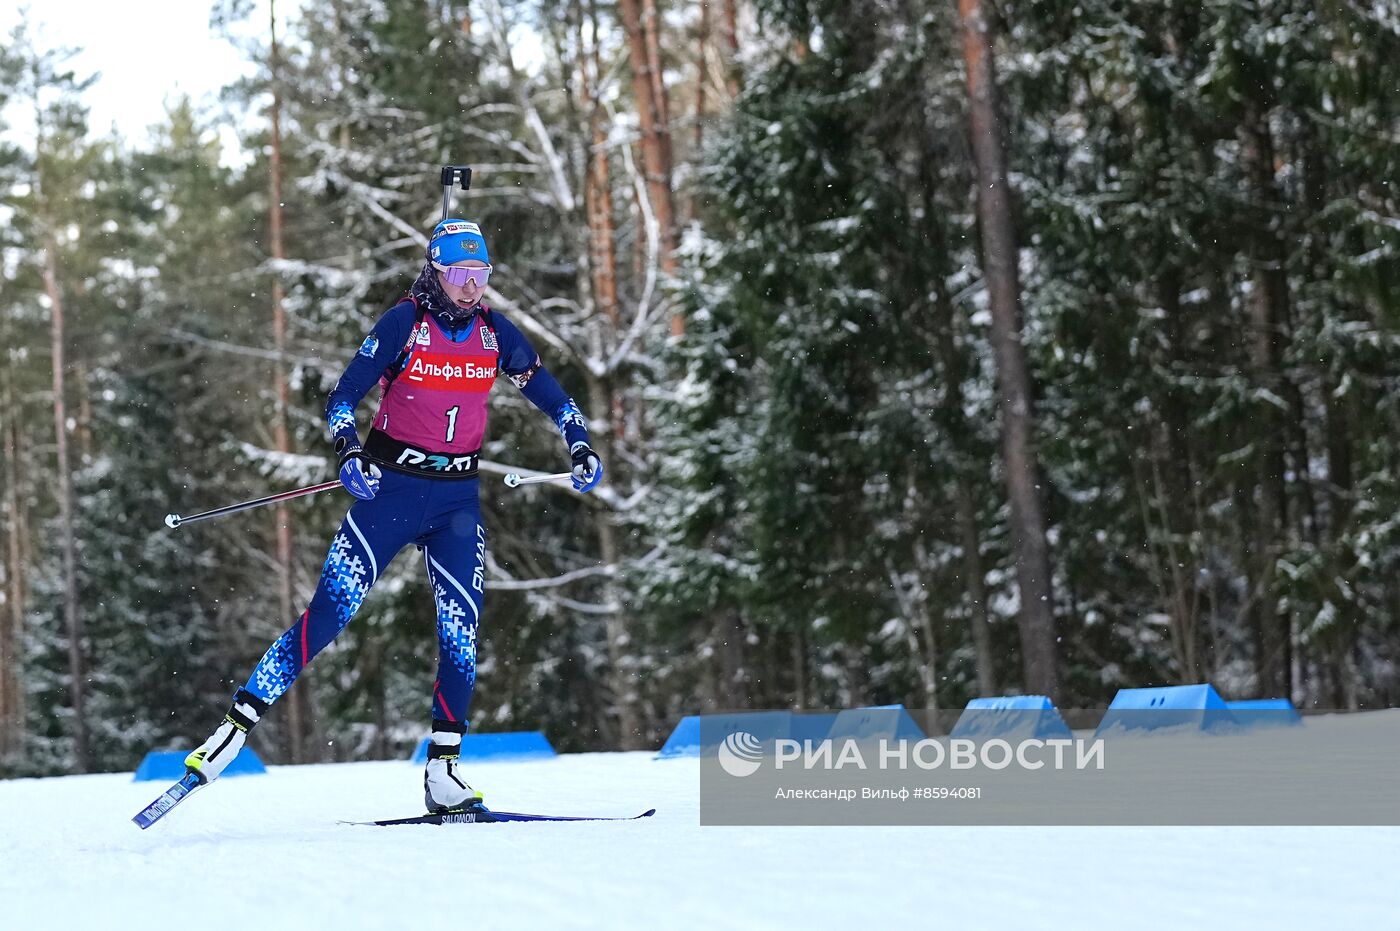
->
[358,334,380,358]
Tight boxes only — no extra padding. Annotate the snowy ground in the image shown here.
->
[2,746,1397,929]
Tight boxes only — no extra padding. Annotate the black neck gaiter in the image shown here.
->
[410,262,479,328]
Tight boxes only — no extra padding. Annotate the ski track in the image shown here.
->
[1,751,1395,929]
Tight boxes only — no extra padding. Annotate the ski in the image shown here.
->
[342,807,657,826]
[131,771,204,830]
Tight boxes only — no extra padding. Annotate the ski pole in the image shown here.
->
[502,471,573,488]
[164,480,342,530]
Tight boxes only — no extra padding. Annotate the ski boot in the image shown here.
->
[185,688,268,785]
[424,720,487,814]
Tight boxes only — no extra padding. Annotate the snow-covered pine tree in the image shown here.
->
[638,0,1011,713]
[1002,0,1400,704]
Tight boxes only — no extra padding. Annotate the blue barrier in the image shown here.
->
[790,712,840,743]
[410,731,556,764]
[134,749,266,782]
[656,715,702,758]
[1095,684,1238,738]
[695,711,796,756]
[950,695,1074,742]
[824,704,926,743]
[655,710,855,758]
[1228,698,1303,728]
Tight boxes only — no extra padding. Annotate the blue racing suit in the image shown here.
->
[239,280,588,729]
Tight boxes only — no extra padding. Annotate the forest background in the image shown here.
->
[2,0,1398,775]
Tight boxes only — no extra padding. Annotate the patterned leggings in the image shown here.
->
[243,471,486,725]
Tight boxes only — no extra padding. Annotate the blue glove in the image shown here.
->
[335,437,382,500]
[570,442,603,493]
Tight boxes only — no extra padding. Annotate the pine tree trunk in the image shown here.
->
[0,395,22,759]
[587,420,642,748]
[922,109,995,699]
[576,3,641,746]
[8,415,28,753]
[269,0,304,763]
[74,360,94,463]
[690,0,710,217]
[641,0,674,187]
[1157,268,1204,681]
[956,0,1059,700]
[1239,93,1292,700]
[955,479,996,696]
[618,0,681,337]
[43,235,89,770]
[582,0,620,331]
[583,2,627,450]
[720,0,740,95]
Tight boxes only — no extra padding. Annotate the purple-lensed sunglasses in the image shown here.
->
[433,261,492,288]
